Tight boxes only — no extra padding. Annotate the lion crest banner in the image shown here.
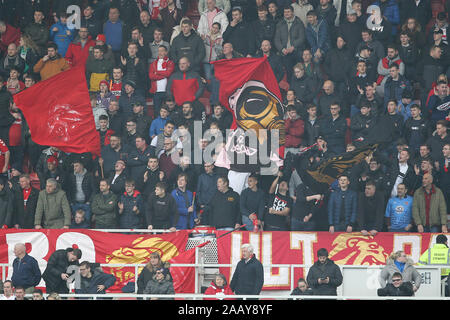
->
[216,231,445,291]
[0,229,189,292]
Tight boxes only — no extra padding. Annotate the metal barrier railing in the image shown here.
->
[2,262,447,296]
[22,293,450,300]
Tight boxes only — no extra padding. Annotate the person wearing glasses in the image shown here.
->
[377,272,414,297]
[143,268,175,300]
[379,250,421,294]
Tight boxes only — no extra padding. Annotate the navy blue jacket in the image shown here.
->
[119,190,144,229]
[327,188,358,227]
[11,254,41,289]
[229,255,264,295]
[319,115,347,153]
[75,268,116,294]
[196,172,219,207]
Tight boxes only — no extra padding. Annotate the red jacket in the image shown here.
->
[203,282,234,300]
[65,37,96,67]
[148,57,175,94]
[0,24,20,53]
[285,117,305,148]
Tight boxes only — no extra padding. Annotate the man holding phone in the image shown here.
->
[306,248,343,296]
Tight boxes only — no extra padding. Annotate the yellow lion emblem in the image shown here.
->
[328,233,388,265]
[105,237,180,284]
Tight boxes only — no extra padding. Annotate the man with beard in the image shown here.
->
[307,248,343,295]
[33,43,70,81]
[100,134,131,178]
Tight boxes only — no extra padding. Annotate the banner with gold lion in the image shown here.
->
[216,231,444,291]
[0,229,189,292]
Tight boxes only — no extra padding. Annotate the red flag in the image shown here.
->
[212,57,283,130]
[13,66,101,156]
[169,241,209,293]
[211,57,285,172]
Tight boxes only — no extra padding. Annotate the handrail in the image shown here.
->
[3,263,445,296]
[23,293,450,300]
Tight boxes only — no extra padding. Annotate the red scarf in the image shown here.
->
[376,57,402,84]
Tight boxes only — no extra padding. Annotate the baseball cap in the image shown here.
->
[96,34,106,42]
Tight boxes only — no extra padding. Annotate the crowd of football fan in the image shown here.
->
[0,0,447,237]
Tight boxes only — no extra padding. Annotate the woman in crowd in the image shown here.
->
[379,250,421,294]
[136,252,172,294]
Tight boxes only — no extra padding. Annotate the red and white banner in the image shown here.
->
[216,231,446,291]
[0,229,189,292]
[0,230,446,293]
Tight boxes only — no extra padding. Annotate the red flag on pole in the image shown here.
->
[13,66,101,156]
[169,241,209,293]
[211,56,283,131]
[211,57,285,172]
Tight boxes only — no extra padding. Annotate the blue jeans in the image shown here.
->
[423,226,441,233]
[389,228,408,232]
[242,215,254,231]
[204,63,214,80]
[291,217,316,231]
[204,63,220,105]
[152,92,166,117]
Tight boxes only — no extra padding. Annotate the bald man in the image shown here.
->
[412,173,448,233]
[11,243,41,293]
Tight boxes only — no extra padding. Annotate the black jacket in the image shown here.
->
[400,0,432,30]
[398,43,419,80]
[303,117,321,146]
[127,146,154,182]
[13,187,39,228]
[337,20,362,54]
[66,170,95,204]
[42,248,79,293]
[403,117,430,151]
[306,258,343,295]
[251,18,276,48]
[0,87,14,127]
[108,171,128,196]
[169,31,205,72]
[323,46,352,84]
[229,255,264,295]
[377,281,414,296]
[387,160,417,195]
[319,115,347,152]
[101,144,132,178]
[350,113,375,147]
[75,268,116,294]
[223,20,256,56]
[357,191,385,231]
[254,51,285,83]
[427,134,450,162]
[0,187,13,227]
[138,167,166,197]
[203,188,241,228]
[146,193,178,229]
[289,74,316,104]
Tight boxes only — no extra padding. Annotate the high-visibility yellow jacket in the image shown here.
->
[418,243,450,276]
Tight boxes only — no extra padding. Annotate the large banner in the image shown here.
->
[0,229,189,292]
[216,231,446,291]
[0,230,446,293]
